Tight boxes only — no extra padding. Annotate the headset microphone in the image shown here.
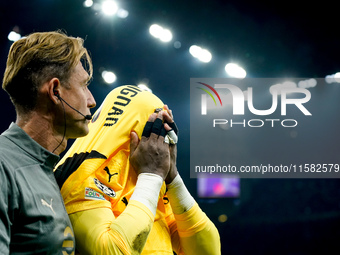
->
[54,91,92,120]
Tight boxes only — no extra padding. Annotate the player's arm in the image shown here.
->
[163,108,221,255]
[166,174,221,255]
[69,112,171,255]
[69,197,159,255]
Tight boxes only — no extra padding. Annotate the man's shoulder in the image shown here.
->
[0,132,31,172]
[0,135,18,180]
[0,134,16,156]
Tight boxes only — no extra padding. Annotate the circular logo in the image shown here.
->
[93,178,116,198]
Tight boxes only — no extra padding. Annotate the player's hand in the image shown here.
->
[163,105,179,184]
[130,112,170,180]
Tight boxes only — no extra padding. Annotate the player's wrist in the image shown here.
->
[166,174,195,214]
[138,167,168,180]
[165,166,178,184]
[130,173,163,216]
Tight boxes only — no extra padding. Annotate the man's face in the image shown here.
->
[60,62,96,138]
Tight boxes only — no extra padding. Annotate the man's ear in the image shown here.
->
[47,78,61,104]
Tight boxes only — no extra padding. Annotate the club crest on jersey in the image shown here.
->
[93,178,116,198]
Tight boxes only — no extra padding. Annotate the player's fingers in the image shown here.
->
[151,112,164,136]
[162,110,174,125]
[160,126,167,138]
[141,113,158,138]
[142,122,154,138]
[130,131,139,156]
[164,123,178,144]
[165,129,178,144]
[148,113,157,122]
[168,122,179,135]
[162,105,178,138]
[164,123,171,132]
[163,105,174,120]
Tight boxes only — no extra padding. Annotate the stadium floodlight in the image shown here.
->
[189,45,212,63]
[325,72,340,84]
[189,45,201,58]
[298,78,317,89]
[137,84,152,93]
[159,29,172,42]
[225,63,246,78]
[269,81,297,95]
[102,71,117,84]
[83,0,93,7]
[149,24,173,43]
[149,24,163,38]
[334,72,340,83]
[102,0,118,16]
[8,31,21,42]
[199,49,212,63]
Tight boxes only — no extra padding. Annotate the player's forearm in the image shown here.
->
[107,173,164,254]
[69,173,163,255]
[166,174,195,214]
[69,201,153,255]
[129,173,163,216]
[166,174,221,255]
[173,203,221,255]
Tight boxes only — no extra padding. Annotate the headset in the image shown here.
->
[53,91,92,120]
[52,90,92,153]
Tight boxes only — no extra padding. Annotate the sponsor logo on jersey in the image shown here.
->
[93,178,116,198]
[85,187,106,201]
[104,166,118,182]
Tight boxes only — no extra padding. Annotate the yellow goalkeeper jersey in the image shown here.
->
[55,85,220,255]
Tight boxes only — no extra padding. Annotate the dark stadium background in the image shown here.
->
[1,1,340,254]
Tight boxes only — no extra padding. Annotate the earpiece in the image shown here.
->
[51,89,92,153]
[54,91,92,121]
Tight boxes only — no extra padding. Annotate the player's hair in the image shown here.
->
[2,30,92,113]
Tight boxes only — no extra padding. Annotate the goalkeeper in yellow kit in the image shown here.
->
[54,85,221,254]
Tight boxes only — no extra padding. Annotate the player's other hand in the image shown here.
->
[163,105,179,184]
[130,111,170,180]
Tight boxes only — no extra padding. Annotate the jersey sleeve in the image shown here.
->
[169,203,221,255]
[69,200,155,255]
